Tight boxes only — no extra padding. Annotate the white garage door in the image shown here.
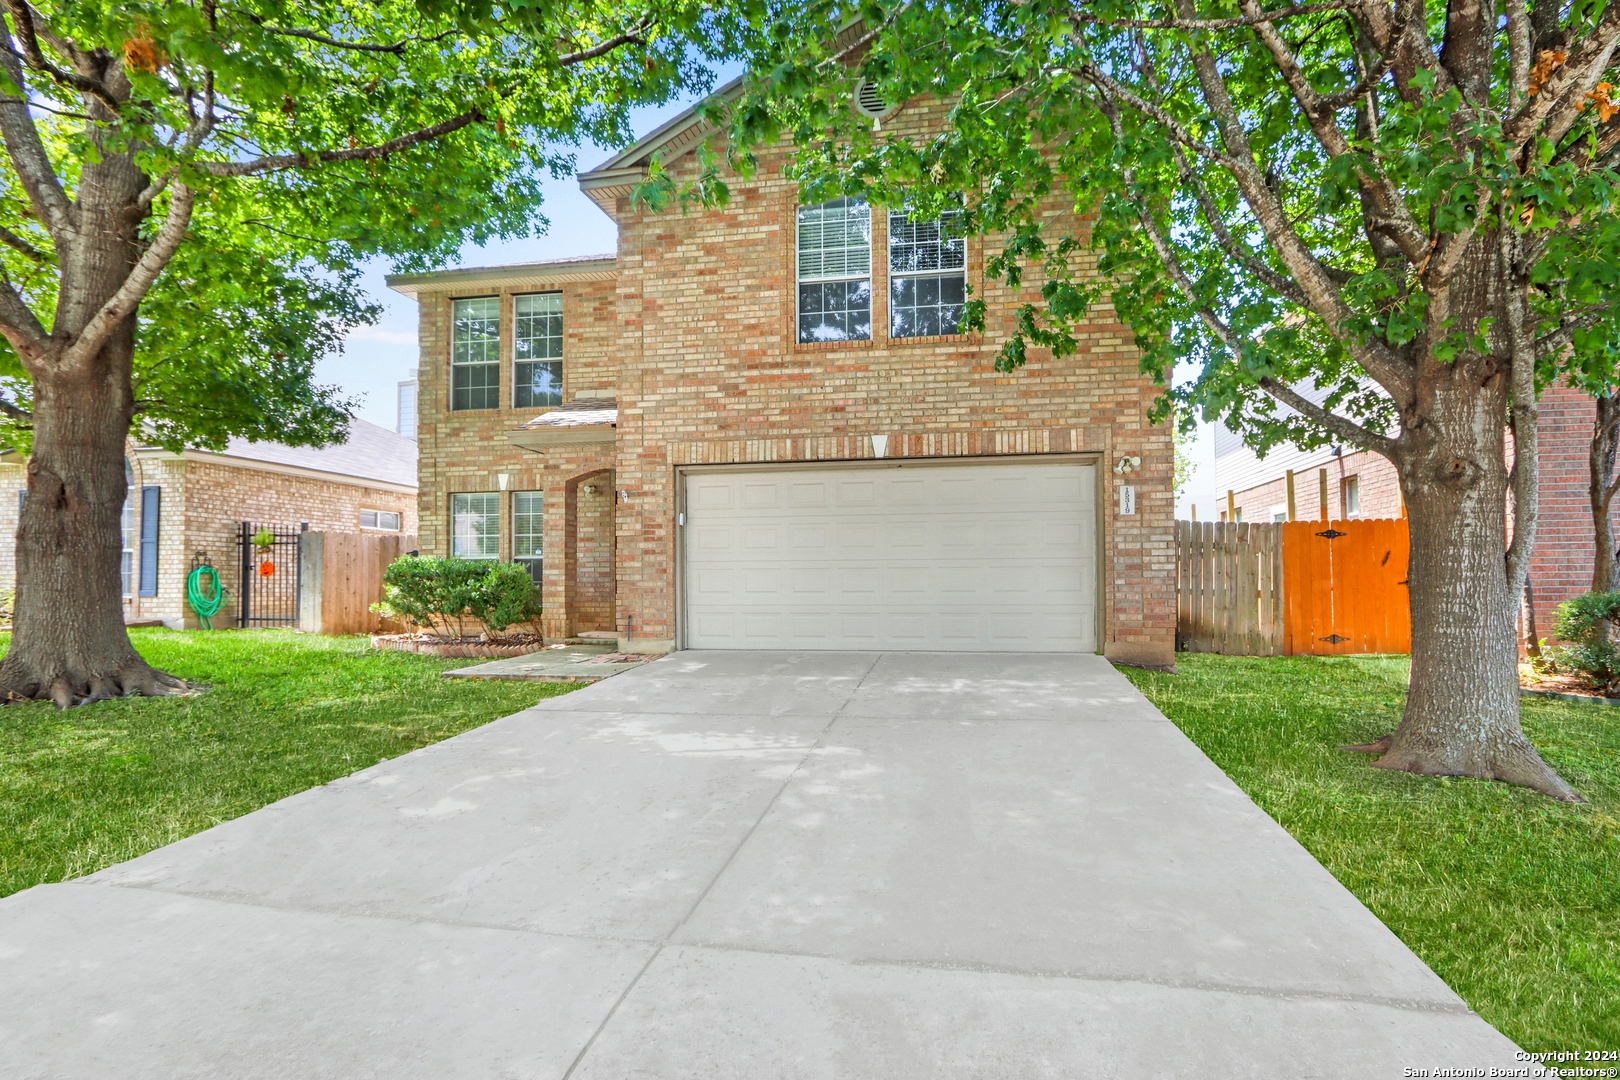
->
[682,461,1096,651]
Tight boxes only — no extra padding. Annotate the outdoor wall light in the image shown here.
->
[582,484,598,496]
[1114,455,1141,475]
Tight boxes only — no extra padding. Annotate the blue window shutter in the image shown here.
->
[17,489,23,514]
[138,485,160,596]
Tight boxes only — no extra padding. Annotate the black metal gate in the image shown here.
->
[238,522,301,628]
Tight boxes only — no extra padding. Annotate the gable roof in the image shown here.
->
[205,419,418,488]
[576,75,748,221]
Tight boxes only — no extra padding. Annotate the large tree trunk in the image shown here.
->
[0,144,185,707]
[1355,305,1578,800]
[1590,394,1619,594]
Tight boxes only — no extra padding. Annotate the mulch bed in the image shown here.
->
[1519,668,1620,703]
[371,633,549,659]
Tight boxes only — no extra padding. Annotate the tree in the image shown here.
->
[706,0,1620,799]
[0,0,729,706]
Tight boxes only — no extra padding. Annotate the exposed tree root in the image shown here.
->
[1341,731,1584,802]
[0,655,198,709]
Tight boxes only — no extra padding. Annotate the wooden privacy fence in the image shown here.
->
[1177,517,1411,656]
[1176,521,1285,655]
[298,531,417,635]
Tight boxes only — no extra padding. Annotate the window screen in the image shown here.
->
[514,293,563,409]
[360,509,402,531]
[889,210,966,339]
[451,297,500,410]
[513,491,544,584]
[451,493,500,558]
[797,198,872,343]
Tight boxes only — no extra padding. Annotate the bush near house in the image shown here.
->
[1122,654,1619,1053]
[1547,591,1620,692]
[372,555,541,638]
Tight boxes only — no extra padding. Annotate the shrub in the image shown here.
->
[1549,590,1620,690]
[372,556,541,637]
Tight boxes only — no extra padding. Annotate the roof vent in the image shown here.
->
[853,78,892,119]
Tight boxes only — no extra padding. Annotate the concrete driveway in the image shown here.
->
[0,652,1530,1078]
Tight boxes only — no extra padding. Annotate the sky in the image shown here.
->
[321,83,1223,516]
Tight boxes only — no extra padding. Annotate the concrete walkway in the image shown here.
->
[0,652,1531,1078]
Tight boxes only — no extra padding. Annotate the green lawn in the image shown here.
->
[1121,654,1619,1054]
[0,629,578,898]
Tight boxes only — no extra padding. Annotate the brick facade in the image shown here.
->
[0,449,416,629]
[398,102,1176,664]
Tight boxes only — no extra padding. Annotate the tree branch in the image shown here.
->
[1503,227,1539,593]
[1505,0,1531,111]
[1164,0,1414,398]
[1503,4,1620,148]
[1072,0,1369,31]
[1171,145,1308,304]
[59,184,194,370]
[1238,0,1431,266]
[557,18,654,65]
[0,27,71,237]
[0,0,121,113]
[194,110,483,177]
[0,220,45,261]
[0,271,46,360]
[250,21,455,55]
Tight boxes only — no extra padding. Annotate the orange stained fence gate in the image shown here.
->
[1177,517,1410,656]
[1279,518,1410,655]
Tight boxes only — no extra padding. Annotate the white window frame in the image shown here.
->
[361,508,402,532]
[796,198,873,343]
[451,493,500,559]
[1342,475,1361,517]
[450,296,501,411]
[512,490,544,584]
[513,292,564,409]
[888,208,967,339]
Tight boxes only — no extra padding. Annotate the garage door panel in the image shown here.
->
[684,462,1096,652]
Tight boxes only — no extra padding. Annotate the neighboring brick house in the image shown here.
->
[391,82,1177,665]
[0,419,417,629]
[1214,383,1609,642]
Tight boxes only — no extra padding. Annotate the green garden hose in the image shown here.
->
[186,565,228,630]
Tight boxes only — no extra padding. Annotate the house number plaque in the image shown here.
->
[1119,485,1137,515]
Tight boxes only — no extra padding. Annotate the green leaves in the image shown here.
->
[0,0,737,451]
[712,0,1620,458]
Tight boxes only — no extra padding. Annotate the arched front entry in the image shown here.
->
[541,467,615,639]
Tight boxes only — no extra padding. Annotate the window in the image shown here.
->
[120,462,135,597]
[514,293,563,409]
[797,198,872,343]
[1271,506,1288,523]
[513,491,544,584]
[889,209,966,338]
[361,509,402,531]
[451,493,500,558]
[1343,475,1361,517]
[450,297,500,410]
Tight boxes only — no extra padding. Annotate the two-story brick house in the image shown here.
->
[390,88,1176,666]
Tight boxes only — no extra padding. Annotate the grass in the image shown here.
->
[0,628,578,899]
[1120,654,1620,1054]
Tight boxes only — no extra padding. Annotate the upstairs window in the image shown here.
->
[797,198,872,343]
[514,292,563,409]
[889,209,965,338]
[451,493,500,559]
[450,297,500,410]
